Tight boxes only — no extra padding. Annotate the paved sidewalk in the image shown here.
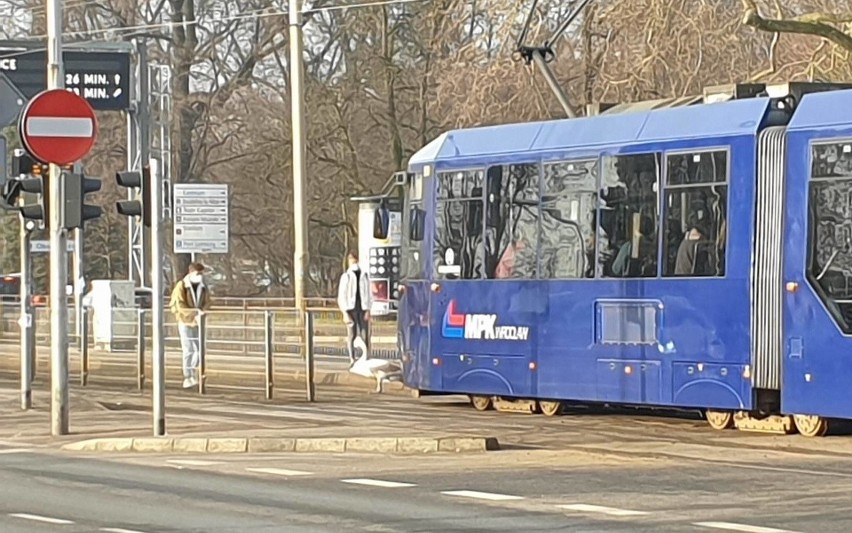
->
[0,378,496,455]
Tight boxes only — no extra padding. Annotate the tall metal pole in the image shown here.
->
[72,163,83,346]
[47,0,69,436]
[149,158,165,436]
[138,40,151,288]
[127,39,148,287]
[289,0,309,353]
[19,211,33,411]
[73,227,83,339]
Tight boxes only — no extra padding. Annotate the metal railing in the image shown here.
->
[212,297,337,309]
[0,305,398,398]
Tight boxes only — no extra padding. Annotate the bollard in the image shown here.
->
[305,310,315,402]
[80,308,89,386]
[137,309,146,390]
[198,312,207,394]
[264,310,274,400]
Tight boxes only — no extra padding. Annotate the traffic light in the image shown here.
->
[18,173,48,223]
[62,171,102,229]
[115,166,151,227]
[1,178,21,207]
[11,150,47,178]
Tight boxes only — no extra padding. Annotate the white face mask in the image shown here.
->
[187,273,203,284]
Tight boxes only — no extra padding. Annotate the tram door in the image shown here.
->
[396,174,433,390]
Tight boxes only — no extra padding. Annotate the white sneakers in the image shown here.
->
[182,376,198,389]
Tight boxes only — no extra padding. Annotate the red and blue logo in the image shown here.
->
[441,299,530,341]
[442,300,465,338]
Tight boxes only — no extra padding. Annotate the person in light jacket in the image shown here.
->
[338,252,372,365]
[169,262,212,388]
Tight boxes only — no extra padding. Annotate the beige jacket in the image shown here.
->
[169,279,211,325]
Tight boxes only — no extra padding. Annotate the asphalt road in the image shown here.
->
[2,445,852,533]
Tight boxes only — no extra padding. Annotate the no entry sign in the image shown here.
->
[19,89,97,165]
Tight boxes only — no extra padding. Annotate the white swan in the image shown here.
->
[348,336,402,393]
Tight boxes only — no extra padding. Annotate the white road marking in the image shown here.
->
[100,528,150,533]
[246,467,313,476]
[558,504,649,517]
[441,490,523,501]
[694,522,799,533]
[166,459,222,467]
[341,478,416,488]
[0,448,32,454]
[9,513,74,525]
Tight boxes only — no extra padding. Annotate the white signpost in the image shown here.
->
[30,240,75,253]
[173,183,229,254]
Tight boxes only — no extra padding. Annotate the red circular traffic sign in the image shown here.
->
[19,89,97,165]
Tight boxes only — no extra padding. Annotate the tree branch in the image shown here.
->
[741,0,852,52]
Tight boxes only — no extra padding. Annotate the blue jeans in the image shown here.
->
[178,323,199,379]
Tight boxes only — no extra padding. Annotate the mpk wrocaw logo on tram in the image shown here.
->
[441,300,530,341]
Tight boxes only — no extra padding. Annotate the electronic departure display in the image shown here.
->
[0,46,131,111]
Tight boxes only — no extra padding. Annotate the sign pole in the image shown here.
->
[46,0,69,436]
[290,0,309,338]
[19,208,33,411]
[150,158,165,436]
[72,163,84,346]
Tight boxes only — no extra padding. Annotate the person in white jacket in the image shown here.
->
[337,252,372,364]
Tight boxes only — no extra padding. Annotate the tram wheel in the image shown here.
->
[705,409,735,431]
[538,400,563,417]
[793,414,829,437]
[470,395,493,412]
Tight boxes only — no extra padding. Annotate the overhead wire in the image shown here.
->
[516,0,539,51]
[44,0,433,39]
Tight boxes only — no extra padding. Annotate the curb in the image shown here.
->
[61,436,499,454]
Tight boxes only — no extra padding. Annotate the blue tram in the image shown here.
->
[376,83,852,437]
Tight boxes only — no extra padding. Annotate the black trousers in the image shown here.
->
[345,309,370,361]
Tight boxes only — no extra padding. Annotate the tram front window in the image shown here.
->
[809,141,852,331]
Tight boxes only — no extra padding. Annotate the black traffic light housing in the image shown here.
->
[18,173,48,223]
[11,150,47,177]
[62,171,102,229]
[1,178,21,207]
[115,166,151,227]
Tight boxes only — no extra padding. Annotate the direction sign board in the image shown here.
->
[20,89,98,165]
[173,184,229,254]
[0,46,131,111]
[30,240,75,253]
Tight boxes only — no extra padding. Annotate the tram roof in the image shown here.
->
[409,97,771,171]
[788,88,852,132]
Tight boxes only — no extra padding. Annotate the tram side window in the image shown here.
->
[402,173,424,279]
[540,160,598,279]
[598,153,661,278]
[433,170,485,279]
[485,164,540,279]
[662,150,728,277]
[808,141,852,331]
